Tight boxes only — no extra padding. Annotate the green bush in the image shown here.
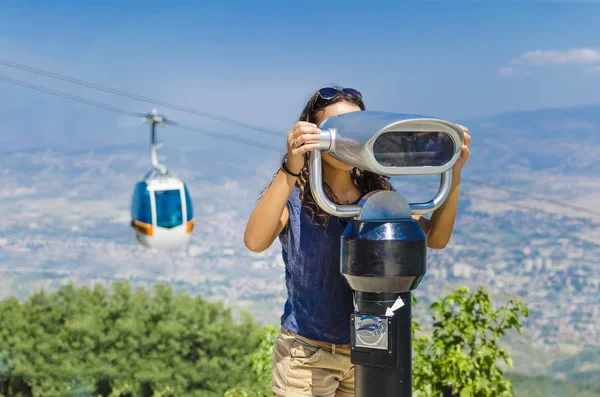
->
[413,286,528,397]
[0,282,263,397]
[0,283,530,397]
[224,325,277,397]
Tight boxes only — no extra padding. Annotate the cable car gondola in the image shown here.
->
[130,110,195,249]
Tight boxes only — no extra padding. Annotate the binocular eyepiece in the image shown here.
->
[309,110,465,217]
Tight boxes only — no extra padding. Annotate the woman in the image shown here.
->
[244,86,471,397]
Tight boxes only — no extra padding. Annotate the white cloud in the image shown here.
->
[516,48,600,66]
[498,67,515,77]
[499,47,600,77]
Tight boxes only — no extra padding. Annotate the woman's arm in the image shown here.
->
[415,125,471,249]
[416,175,461,249]
[244,171,296,252]
[244,121,321,252]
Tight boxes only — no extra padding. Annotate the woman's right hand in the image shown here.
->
[285,121,322,174]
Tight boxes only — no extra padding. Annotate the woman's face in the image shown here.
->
[316,101,362,172]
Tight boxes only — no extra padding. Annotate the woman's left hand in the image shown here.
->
[453,125,471,174]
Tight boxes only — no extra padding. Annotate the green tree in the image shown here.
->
[224,325,278,397]
[1,282,529,397]
[0,282,265,397]
[413,286,529,397]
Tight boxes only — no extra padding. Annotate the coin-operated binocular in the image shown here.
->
[309,111,464,397]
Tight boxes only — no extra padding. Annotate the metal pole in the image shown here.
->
[353,291,413,396]
[146,112,167,175]
[341,194,427,397]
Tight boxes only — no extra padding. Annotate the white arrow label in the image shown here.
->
[385,296,405,317]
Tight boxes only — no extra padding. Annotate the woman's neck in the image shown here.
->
[322,162,360,203]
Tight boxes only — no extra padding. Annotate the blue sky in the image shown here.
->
[1,1,599,154]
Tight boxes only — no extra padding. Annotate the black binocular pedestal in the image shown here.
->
[341,191,427,397]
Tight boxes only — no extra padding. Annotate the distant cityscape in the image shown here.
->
[1,157,598,351]
[1,127,599,381]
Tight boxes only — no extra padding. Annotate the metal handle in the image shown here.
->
[150,122,168,174]
[310,149,452,218]
[409,170,453,215]
[308,124,453,217]
[145,111,168,175]
[309,150,362,218]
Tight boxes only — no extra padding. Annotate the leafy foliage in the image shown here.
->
[413,286,529,397]
[0,283,531,397]
[224,325,277,397]
[227,286,530,397]
[0,282,263,397]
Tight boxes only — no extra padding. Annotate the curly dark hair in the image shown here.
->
[265,87,394,229]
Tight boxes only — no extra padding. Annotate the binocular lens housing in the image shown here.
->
[373,131,455,168]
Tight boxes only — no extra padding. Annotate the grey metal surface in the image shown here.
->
[354,315,389,350]
[358,191,412,221]
[309,111,460,217]
[317,110,464,176]
[309,151,362,217]
[409,171,453,215]
[144,111,168,175]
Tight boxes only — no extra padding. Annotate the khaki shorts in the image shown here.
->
[272,327,355,397]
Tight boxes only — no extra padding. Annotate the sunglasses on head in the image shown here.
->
[318,86,362,100]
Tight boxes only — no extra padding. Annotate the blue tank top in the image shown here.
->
[279,186,355,345]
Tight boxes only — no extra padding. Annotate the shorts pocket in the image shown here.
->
[286,339,324,395]
[289,338,323,364]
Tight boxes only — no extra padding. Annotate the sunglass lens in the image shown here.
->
[343,88,362,99]
[319,87,339,99]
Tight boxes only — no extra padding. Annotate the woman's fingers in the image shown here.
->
[294,133,322,146]
[291,124,321,139]
[291,143,320,156]
[458,124,471,147]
